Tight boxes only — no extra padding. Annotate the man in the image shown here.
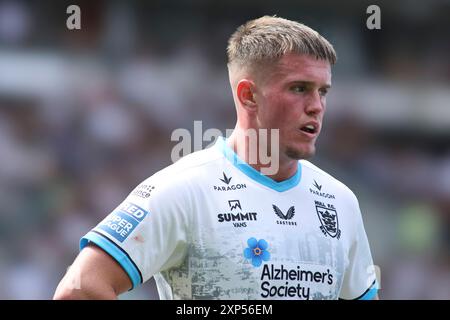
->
[54,16,378,300]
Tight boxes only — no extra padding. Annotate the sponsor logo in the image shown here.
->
[259,264,335,299]
[98,202,149,242]
[218,200,257,228]
[241,240,338,299]
[309,180,335,199]
[315,200,341,239]
[131,184,155,198]
[243,237,270,267]
[228,200,242,211]
[272,204,297,226]
[213,172,247,191]
[220,172,232,184]
[313,180,322,191]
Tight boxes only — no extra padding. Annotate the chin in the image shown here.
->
[285,145,316,160]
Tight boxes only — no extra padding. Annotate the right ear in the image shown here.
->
[236,79,257,113]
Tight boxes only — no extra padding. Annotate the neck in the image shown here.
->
[226,126,299,182]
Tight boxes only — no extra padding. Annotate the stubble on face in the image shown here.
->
[285,144,315,160]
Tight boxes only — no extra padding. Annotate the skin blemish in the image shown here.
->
[133,235,145,243]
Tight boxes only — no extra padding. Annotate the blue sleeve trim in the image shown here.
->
[358,287,378,300]
[339,279,379,300]
[80,231,142,289]
[357,280,378,300]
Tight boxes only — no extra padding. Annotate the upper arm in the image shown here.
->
[80,178,191,284]
[56,172,192,299]
[54,243,132,300]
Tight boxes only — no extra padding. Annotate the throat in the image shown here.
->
[264,160,298,182]
[226,129,299,182]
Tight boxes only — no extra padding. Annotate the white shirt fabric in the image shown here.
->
[80,137,378,300]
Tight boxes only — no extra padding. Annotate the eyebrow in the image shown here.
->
[288,80,331,89]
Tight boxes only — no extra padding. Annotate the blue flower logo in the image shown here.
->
[243,237,270,267]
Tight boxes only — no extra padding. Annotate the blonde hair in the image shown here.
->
[227,16,336,68]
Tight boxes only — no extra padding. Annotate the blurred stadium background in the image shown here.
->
[0,0,449,299]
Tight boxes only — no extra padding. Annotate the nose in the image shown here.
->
[305,91,324,116]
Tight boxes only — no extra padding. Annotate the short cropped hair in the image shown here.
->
[227,16,337,68]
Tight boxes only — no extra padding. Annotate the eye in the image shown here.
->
[291,85,307,93]
[319,88,329,97]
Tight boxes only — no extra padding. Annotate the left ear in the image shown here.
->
[236,79,258,113]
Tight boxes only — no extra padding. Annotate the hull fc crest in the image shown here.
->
[315,202,341,239]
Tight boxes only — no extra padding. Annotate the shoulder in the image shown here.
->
[122,146,224,218]
[133,146,223,198]
[300,159,359,207]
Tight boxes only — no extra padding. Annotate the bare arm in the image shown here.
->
[53,243,132,300]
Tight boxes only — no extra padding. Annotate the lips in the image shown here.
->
[299,121,320,136]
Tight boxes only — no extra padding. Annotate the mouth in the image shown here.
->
[299,122,319,137]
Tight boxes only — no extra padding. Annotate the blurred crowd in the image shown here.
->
[0,0,449,299]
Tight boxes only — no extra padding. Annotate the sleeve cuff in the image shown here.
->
[80,231,143,289]
[356,279,378,300]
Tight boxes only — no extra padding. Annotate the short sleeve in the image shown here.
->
[80,176,191,289]
[339,196,378,300]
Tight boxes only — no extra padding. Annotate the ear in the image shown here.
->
[236,79,257,113]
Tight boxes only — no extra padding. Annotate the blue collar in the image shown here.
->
[215,137,301,192]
